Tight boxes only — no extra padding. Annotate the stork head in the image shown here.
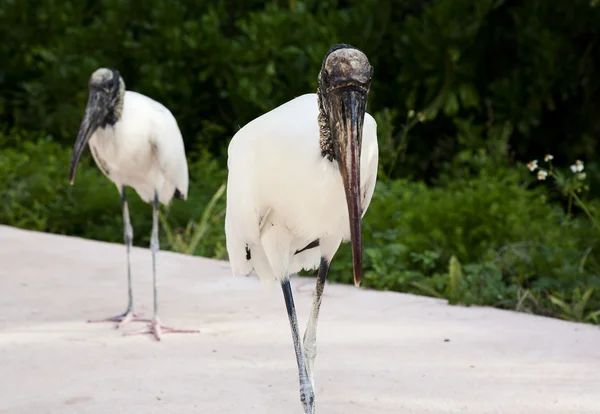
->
[317,44,373,287]
[69,68,126,184]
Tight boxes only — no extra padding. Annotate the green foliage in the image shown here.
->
[548,287,600,323]
[1,0,599,177]
[160,183,226,256]
[327,167,600,322]
[0,130,228,258]
[446,256,464,304]
[0,129,118,237]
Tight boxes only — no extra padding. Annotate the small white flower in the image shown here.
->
[544,154,554,162]
[407,109,415,118]
[537,170,548,180]
[527,160,538,171]
[570,160,584,173]
[417,112,426,122]
[577,172,586,180]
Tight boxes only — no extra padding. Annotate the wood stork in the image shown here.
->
[69,68,198,341]
[225,44,378,413]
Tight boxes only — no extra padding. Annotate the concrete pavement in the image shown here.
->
[0,225,599,413]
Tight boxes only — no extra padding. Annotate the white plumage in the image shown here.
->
[88,90,189,204]
[225,93,378,283]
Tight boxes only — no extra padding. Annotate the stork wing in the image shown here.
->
[151,108,189,200]
[224,133,261,277]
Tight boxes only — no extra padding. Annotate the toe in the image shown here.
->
[153,325,162,341]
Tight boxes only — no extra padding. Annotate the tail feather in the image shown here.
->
[173,188,186,200]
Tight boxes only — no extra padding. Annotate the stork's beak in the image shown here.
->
[329,85,368,287]
[69,91,106,184]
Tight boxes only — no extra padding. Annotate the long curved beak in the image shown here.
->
[329,86,368,287]
[69,92,103,184]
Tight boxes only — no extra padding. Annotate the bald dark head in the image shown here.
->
[89,68,125,99]
[319,44,373,93]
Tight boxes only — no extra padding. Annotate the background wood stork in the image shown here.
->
[225,44,378,413]
[69,68,198,341]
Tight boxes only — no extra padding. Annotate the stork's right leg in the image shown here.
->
[257,227,315,412]
[88,187,149,328]
[124,190,199,341]
[302,257,330,389]
[282,279,315,414]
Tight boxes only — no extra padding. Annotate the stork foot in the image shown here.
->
[88,310,149,329]
[123,317,199,341]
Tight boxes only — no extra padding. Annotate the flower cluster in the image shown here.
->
[527,160,538,172]
[570,160,584,173]
[525,154,596,236]
[526,154,585,181]
[407,109,426,122]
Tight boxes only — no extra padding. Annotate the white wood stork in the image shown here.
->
[225,44,378,413]
[69,68,198,341]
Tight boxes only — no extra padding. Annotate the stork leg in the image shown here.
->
[302,258,330,389]
[88,186,149,328]
[125,190,199,341]
[282,279,315,414]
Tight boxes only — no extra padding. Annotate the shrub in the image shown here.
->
[1,0,599,179]
[328,169,600,322]
[0,129,227,258]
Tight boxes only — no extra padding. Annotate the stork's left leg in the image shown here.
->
[88,186,150,328]
[302,258,330,389]
[282,279,315,414]
[125,190,199,341]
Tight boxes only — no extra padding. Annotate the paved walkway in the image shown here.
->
[0,225,599,413]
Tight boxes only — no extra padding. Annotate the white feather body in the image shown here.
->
[225,93,379,286]
[88,90,189,204]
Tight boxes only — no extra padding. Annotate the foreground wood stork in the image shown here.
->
[225,44,378,413]
[69,68,198,341]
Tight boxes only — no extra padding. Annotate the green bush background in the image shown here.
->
[1,0,600,323]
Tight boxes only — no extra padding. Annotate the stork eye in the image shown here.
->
[321,73,332,86]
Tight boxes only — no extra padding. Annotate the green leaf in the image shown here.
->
[458,83,480,109]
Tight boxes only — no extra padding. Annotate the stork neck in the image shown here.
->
[101,85,125,128]
[102,109,119,128]
[317,89,335,161]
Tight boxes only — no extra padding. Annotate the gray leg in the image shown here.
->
[151,189,160,319]
[282,279,315,414]
[88,186,149,328]
[123,187,135,312]
[302,258,329,389]
[125,190,199,341]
